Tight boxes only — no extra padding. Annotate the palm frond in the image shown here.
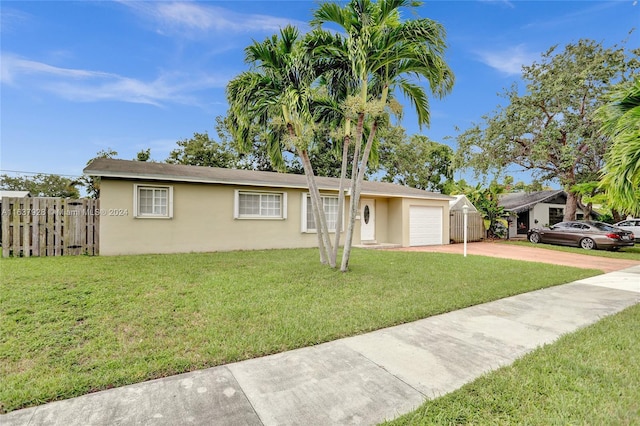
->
[397,78,430,127]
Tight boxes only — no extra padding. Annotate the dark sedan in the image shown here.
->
[527,221,635,250]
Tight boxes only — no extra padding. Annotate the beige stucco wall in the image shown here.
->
[99,179,349,255]
[98,179,449,255]
[386,198,404,245]
[400,198,451,247]
[372,198,388,243]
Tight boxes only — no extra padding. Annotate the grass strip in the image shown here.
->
[504,240,640,260]
[386,303,640,425]
[1,248,599,413]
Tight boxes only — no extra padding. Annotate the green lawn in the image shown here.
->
[504,240,640,260]
[1,248,600,413]
[385,303,640,425]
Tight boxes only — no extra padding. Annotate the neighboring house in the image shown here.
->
[84,158,453,255]
[499,190,589,239]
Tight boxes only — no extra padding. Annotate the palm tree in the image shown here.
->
[597,78,640,217]
[226,26,336,266]
[311,0,454,271]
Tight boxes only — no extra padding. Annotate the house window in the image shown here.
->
[134,185,173,218]
[549,207,564,225]
[234,190,286,219]
[302,193,340,232]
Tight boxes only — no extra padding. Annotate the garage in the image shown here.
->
[409,206,443,246]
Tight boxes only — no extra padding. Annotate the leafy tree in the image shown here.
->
[167,116,351,177]
[169,116,296,172]
[456,39,639,221]
[570,181,602,220]
[288,131,358,178]
[214,116,279,172]
[82,148,118,198]
[510,179,545,193]
[311,0,454,271]
[0,173,80,198]
[166,132,238,168]
[464,182,509,239]
[135,149,151,162]
[442,178,473,196]
[377,126,453,192]
[596,78,640,216]
[214,115,314,173]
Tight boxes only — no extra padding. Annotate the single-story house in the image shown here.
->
[84,158,454,255]
[499,190,589,239]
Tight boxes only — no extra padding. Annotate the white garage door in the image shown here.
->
[409,206,443,246]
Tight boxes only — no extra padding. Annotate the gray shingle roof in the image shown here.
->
[84,158,452,200]
[499,189,565,213]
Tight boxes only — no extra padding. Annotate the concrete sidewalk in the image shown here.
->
[4,266,640,426]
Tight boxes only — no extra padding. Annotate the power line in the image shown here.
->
[0,169,84,178]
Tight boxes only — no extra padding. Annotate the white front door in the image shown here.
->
[360,199,376,242]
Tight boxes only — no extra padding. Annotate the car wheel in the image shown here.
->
[529,232,540,244]
[580,237,596,250]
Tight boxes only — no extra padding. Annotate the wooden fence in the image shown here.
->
[1,197,99,257]
[450,210,485,243]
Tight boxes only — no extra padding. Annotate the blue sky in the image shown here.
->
[1,0,638,187]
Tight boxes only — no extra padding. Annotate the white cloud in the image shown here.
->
[1,55,113,84]
[119,1,307,37]
[1,54,228,106]
[522,1,620,31]
[478,0,515,9]
[0,7,32,34]
[475,44,539,76]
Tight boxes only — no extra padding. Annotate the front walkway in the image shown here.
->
[4,266,639,426]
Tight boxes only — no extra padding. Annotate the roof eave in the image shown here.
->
[84,169,319,190]
[86,169,452,201]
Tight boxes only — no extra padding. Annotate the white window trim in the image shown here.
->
[301,193,343,233]
[133,184,173,219]
[234,190,287,220]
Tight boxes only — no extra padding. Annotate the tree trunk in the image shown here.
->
[298,148,334,267]
[340,113,366,272]
[331,129,351,266]
[341,119,377,272]
[611,209,624,223]
[576,195,593,220]
[564,190,578,221]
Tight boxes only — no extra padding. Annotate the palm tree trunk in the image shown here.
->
[341,119,378,272]
[340,113,366,272]
[298,148,334,267]
[331,128,351,266]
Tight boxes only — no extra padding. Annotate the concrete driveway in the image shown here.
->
[394,241,640,273]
